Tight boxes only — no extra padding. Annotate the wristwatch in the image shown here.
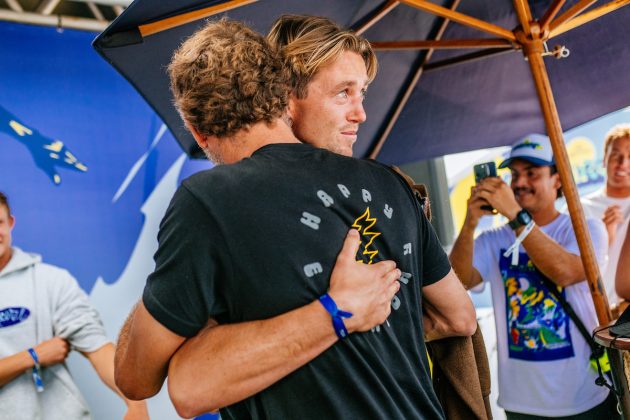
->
[508,209,532,230]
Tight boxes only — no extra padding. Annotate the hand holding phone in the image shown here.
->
[473,162,497,211]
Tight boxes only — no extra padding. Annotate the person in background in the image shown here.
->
[0,191,148,420]
[450,134,615,418]
[581,124,630,305]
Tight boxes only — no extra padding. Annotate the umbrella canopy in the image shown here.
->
[93,0,630,164]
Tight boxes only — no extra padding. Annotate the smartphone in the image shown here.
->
[473,162,497,211]
[473,162,497,183]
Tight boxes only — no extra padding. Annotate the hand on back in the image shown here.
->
[328,229,401,333]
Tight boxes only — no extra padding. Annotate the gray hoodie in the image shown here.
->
[0,248,109,420]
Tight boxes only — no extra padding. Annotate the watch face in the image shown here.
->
[518,210,532,225]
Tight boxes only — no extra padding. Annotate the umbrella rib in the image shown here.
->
[547,0,597,33]
[513,0,533,35]
[540,0,567,33]
[400,0,515,41]
[549,0,630,38]
[423,48,516,72]
[353,0,400,36]
[368,0,461,159]
[371,38,515,50]
[138,0,257,37]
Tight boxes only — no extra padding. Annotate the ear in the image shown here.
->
[186,122,211,149]
[287,93,298,122]
[551,170,562,190]
[8,215,15,230]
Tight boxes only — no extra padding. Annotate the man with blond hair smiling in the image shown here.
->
[267,14,376,158]
[581,124,630,303]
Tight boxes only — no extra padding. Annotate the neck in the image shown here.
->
[605,185,630,199]
[0,248,13,273]
[222,119,300,163]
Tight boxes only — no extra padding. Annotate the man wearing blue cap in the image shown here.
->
[450,134,614,418]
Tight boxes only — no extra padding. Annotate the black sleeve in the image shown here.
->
[142,184,229,337]
[418,209,452,287]
[377,162,452,288]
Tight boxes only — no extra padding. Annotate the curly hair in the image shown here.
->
[604,124,630,156]
[267,15,378,99]
[169,19,291,138]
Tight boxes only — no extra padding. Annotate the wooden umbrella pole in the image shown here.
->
[524,38,630,418]
[520,34,612,324]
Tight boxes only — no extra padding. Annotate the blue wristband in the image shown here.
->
[319,294,353,339]
[27,348,44,392]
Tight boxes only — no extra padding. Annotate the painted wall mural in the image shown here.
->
[0,21,215,420]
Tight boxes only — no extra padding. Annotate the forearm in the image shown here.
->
[422,270,477,342]
[168,299,338,418]
[86,343,137,403]
[450,222,481,289]
[423,313,457,342]
[0,351,33,387]
[85,343,148,416]
[521,227,584,286]
[423,308,474,342]
[84,343,118,393]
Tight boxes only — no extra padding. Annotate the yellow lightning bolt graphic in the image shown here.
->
[352,207,381,264]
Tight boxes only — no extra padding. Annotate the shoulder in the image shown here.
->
[580,188,607,214]
[585,215,608,242]
[34,262,78,287]
[583,188,606,202]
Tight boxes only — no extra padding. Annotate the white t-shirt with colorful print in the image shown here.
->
[473,213,609,417]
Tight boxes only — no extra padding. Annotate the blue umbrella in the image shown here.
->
[93,0,630,163]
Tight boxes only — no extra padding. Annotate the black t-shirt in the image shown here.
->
[144,143,450,419]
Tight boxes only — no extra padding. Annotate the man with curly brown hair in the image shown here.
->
[113,19,475,419]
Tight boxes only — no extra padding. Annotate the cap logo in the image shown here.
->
[513,140,543,151]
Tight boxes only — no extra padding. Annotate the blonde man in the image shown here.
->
[114,19,475,419]
[581,124,630,303]
[268,14,376,157]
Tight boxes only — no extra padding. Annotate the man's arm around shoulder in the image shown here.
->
[167,230,401,418]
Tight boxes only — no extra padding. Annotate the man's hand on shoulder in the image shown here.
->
[328,229,401,334]
[34,336,70,366]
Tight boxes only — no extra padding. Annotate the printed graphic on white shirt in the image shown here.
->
[500,250,575,361]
